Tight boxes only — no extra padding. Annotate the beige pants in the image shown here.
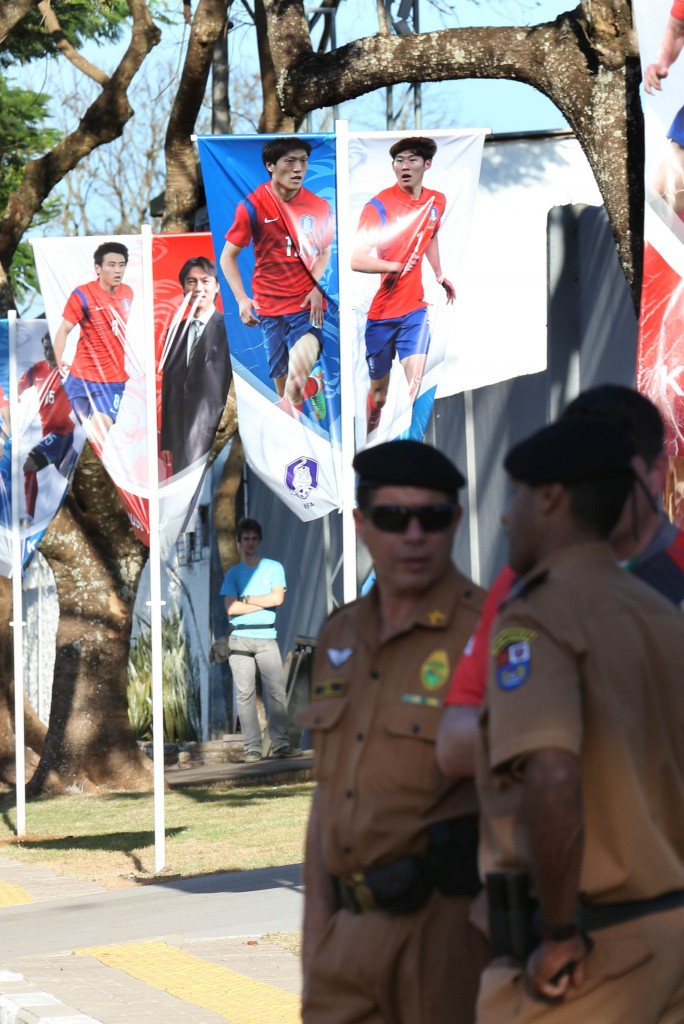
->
[476,906,684,1024]
[304,889,491,1024]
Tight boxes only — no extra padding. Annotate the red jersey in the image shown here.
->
[357,183,446,320]
[19,361,73,435]
[62,280,133,382]
[444,565,515,707]
[225,181,334,316]
[672,0,684,20]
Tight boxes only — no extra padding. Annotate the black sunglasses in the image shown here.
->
[368,503,457,533]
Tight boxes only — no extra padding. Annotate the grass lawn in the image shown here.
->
[0,780,314,889]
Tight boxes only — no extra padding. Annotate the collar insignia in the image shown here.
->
[328,647,353,667]
[427,609,446,625]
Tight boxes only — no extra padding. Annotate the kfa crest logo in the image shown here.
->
[285,456,319,500]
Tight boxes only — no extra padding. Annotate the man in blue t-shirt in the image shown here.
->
[220,517,303,763]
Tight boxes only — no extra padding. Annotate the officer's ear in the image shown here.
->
[539,481,565,516]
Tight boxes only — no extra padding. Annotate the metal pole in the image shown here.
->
[141,225,166,871]
[334,119,358,603]
[8,310,26,836]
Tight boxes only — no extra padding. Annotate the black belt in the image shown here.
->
[334,817,481,916]
[581,889,684,931]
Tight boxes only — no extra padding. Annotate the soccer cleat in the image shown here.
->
[305,368,327,421]
[366,393,382,436]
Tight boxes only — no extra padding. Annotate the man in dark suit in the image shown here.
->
[160,256,232,474]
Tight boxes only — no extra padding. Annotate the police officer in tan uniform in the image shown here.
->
[475,418,684,1024]
[301,439,491,1024]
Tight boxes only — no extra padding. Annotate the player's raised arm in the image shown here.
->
[220,240,260,326]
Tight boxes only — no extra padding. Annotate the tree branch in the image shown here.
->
[38,1,110,86]
[0,0,39,45]
[0,0,160,311]
[262,0,642,300]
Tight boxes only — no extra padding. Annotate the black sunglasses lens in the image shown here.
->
[370,504,455,532]
[371,507,410,532]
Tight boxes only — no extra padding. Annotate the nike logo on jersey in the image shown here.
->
[264,217,279,223]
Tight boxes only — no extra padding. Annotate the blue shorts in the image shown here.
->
[63,375,125,423]
[365,308,430,380]
[26,432,74,471]
[669,106,684,147]
[261,312,323,379]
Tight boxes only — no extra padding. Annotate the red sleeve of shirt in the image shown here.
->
[62,288,85,326]
[225,201,253,248]
[356,201,381,249]
[444,565,517,707]
[673,0,684,20]
[18,368,31,397]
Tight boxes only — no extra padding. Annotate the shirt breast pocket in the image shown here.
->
[382,704,442,792]
[300,697,348,783]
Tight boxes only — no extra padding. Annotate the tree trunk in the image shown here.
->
[162,0,230,233]
[262,0,642,303]
[27,447,151,795]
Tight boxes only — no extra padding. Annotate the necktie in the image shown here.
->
[188,319,202,364]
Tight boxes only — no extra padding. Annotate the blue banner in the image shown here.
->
[197,134,342,520]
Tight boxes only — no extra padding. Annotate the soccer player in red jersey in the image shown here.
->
[53,241,133,454]
[352,137,455,438]
[220,138,333,420]
[644,2,684,216]
[18,335,77,526]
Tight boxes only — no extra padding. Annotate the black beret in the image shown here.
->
[504,418,636,485]
[353,440,465,495]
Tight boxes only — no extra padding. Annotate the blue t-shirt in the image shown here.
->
[220,557,286,639]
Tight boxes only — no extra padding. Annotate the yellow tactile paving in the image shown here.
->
[0,882,33,906]
[77,940,301,1024]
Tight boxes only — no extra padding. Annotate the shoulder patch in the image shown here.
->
[492,630,535,691]
[312,680,348,700]
[420,649,449,690]
[491,628,537,657]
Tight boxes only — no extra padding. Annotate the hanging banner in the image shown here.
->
[348,130,485,447]
[32,233,230,551]
[0,318,87,577]
[635,0,684,453]
[197,133,342,521]
[152,233,232,540]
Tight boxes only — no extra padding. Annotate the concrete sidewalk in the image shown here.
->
[0,853,303,1023]
[0,835,304,1022]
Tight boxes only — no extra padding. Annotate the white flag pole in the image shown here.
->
[8,310,26,836]
[335,120,358,604]
[141,225,166,871]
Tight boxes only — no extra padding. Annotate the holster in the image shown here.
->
[334,817,482,917]
[486,872,537,959]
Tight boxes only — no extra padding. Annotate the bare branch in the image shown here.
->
[0,0,161,304]
[38,1,110,85]
[376,0,390,35]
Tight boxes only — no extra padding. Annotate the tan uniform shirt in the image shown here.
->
[477,540,684,903]
[302,564,484,879]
